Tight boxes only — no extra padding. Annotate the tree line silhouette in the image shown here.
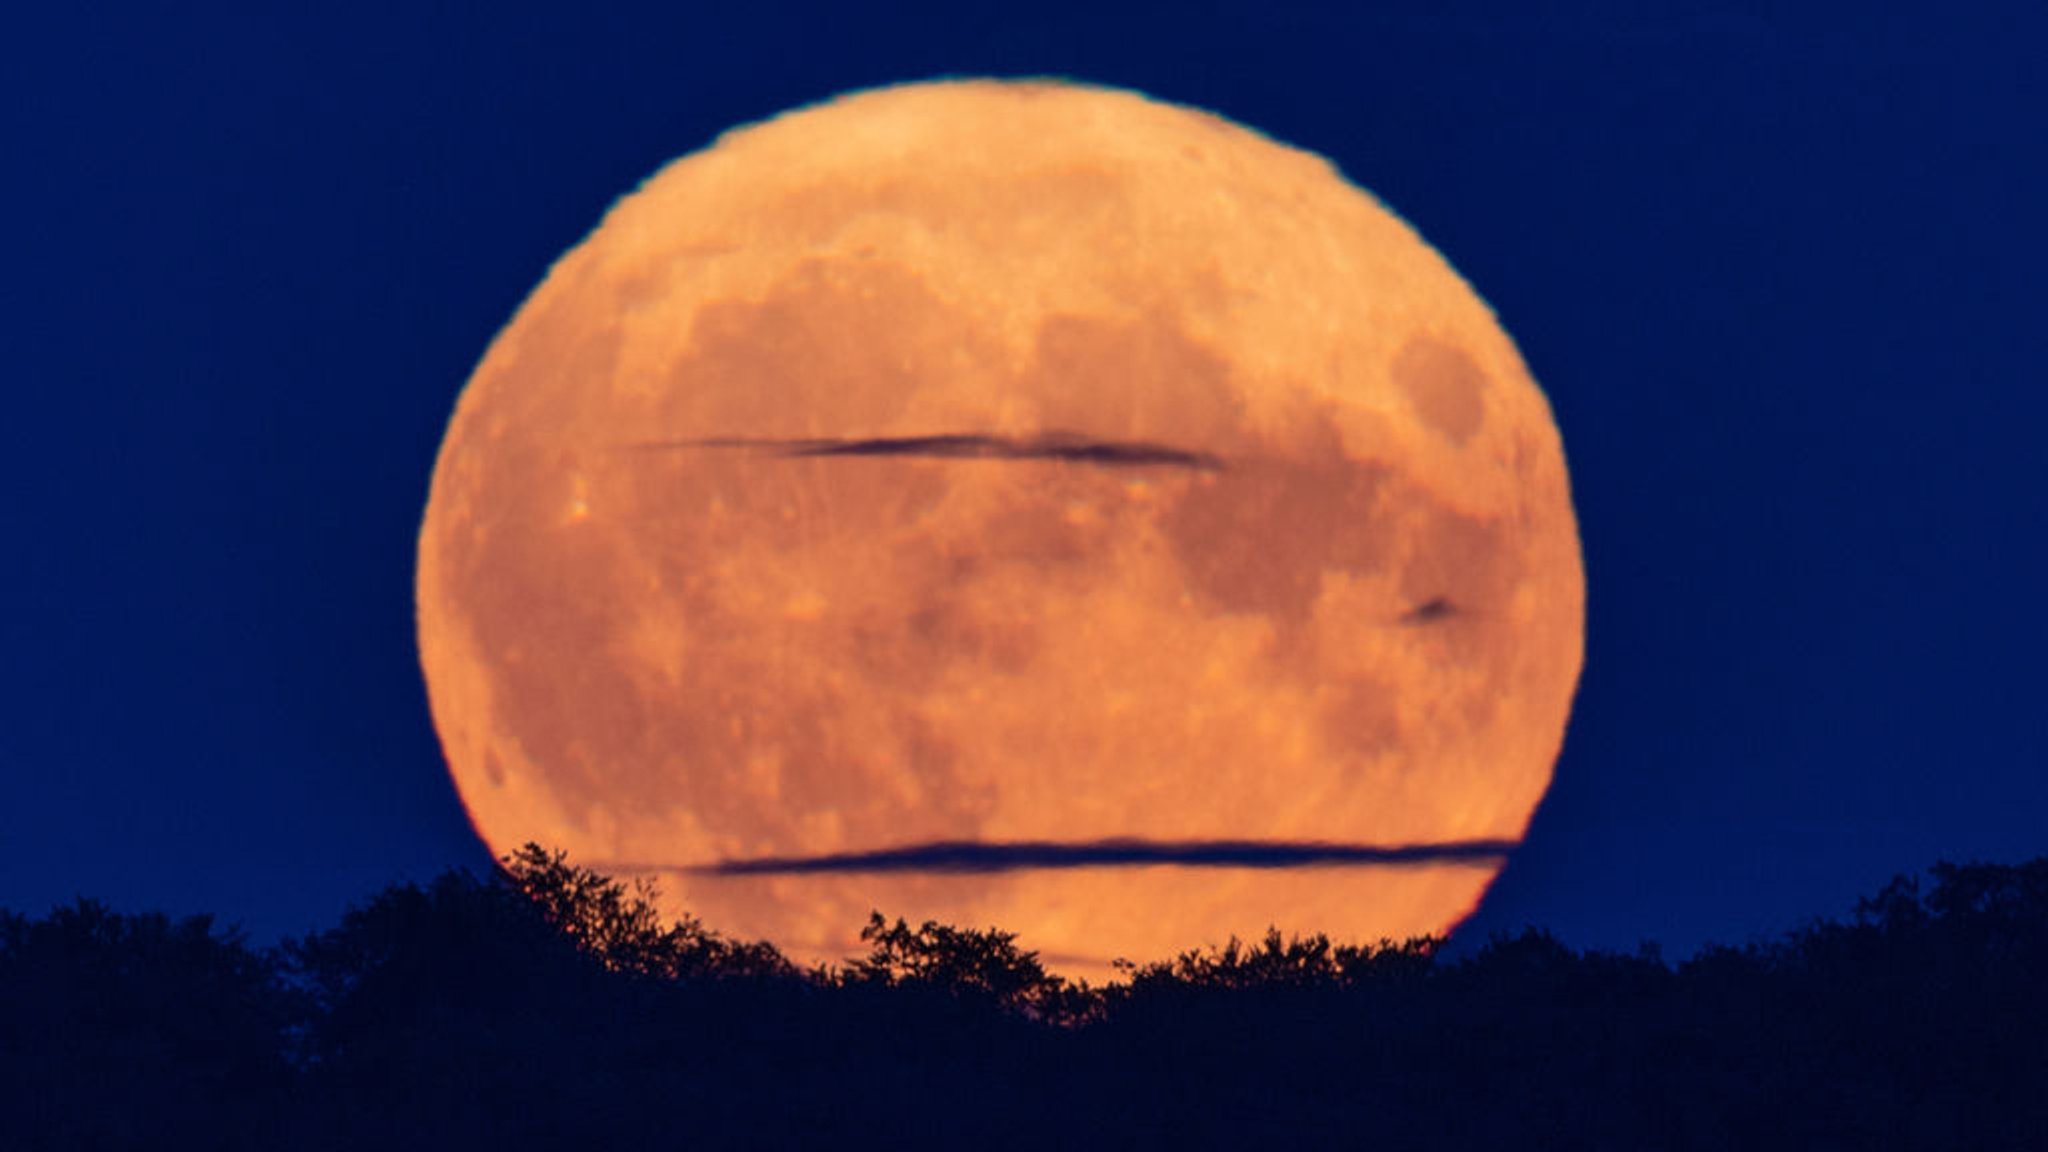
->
[4,845,2044,1149]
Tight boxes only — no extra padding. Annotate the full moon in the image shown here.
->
[417,80,1583,979]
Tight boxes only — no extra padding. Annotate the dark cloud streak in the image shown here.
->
[1401,597,1457,624]
[612,838,1519,876]
[638,433,1226,472]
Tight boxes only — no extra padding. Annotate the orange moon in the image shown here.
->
[416,80,1583,979]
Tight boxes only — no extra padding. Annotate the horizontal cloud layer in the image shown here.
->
[637,433,1226,471]
[635,838,1521,876]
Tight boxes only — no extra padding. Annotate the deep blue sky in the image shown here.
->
[4,2,2043,961]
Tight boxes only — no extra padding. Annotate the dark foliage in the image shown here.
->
[0,901,295,1150]
[4,848,2045,1150]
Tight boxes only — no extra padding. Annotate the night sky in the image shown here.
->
[5,2,2043,964]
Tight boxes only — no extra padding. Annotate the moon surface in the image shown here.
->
[417,80,1584,979]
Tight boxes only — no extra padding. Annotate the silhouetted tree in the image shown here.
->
[841,912,1086,1021]
[498,842,792,981]
[7,847,2048,1150]
[280,867,631,1147]
[1121,927,1441,993]
[0,901,293,1150]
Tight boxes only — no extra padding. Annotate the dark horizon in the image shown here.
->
[7,847,2046,1148]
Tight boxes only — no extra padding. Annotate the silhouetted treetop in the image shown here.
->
[841,911,1086,1021]
[498,842,792,981]
[0,900,293,1150]
[1121,927,1441,994]
[5,850,2045,1150]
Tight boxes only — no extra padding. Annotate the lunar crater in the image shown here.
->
[1392,335,1490,446]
